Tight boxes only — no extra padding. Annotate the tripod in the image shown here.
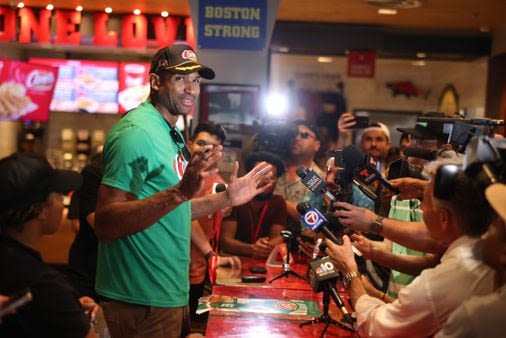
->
[299,283,355,337]
[269,230,306,283]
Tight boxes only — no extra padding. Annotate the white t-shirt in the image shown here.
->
[435,284,506,338]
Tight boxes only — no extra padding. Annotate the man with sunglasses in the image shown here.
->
[325,160,495,337]
[274,120,324,249]
[94,44,273,338]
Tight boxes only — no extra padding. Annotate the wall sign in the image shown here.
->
[0,6,195,49]
[347,50,376,78]
[197,0,267,50]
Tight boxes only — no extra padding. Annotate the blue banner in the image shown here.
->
[198,0,267,51]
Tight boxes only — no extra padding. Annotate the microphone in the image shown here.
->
[307,256,354,324]
[403,147,438,161]
[342,145,400,194]
[296,165,337,202]
[297,202,343,245]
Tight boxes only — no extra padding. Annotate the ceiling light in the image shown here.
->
[317,57,333,63]
[17,2,25,8]
[46,4,54,10]
[378,8,398,15]
[411,60,426,66]
[105,7,112,14]
[133,9,141,15]
[278,47,289,53]
[75,5,83,12]
[416,52,426,58]
[161,11,169,17]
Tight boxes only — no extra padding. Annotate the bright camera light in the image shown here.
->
[264,93,288,117]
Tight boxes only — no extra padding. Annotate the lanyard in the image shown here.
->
[248,202,269,242]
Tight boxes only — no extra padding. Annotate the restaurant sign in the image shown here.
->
[0,6,195,49]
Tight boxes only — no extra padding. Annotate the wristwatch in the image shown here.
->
[369,216,384,235]
[343,271,361,289]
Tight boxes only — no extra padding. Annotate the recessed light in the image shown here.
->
[17,2,25,8]
[378,8,397,15]
[46,4,54,11]
[105,7,112,14]
[161,11,169,17]
[133,9,141,15]
[416,52,427,58]
[411,60,426,67]
[317,56,333,63]
[75,5,83,12]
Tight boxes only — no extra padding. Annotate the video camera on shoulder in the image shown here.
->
[416,115,504,153]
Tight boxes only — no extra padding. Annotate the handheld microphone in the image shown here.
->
[342,145,400,194]
[296,166,337,202]
[403,147,438,161]
[297,202,343,245]
[307,256,354,324]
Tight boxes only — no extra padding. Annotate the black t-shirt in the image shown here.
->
[67,158,103,299]
[0,236,90,338]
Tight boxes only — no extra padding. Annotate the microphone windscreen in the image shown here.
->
[403,147,436,160]
[296,165,308,178]
[296,202,311,215]
[342,145,365,167]
[215,183,227,193]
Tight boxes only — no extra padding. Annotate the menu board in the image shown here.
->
[118,62,150,113]
[0,59,58,122]
[29,58,119,114]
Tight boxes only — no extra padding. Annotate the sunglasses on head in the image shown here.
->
[170,128,191,162]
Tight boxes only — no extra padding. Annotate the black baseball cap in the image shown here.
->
[397,112,451,142]
[0,152,83,209]
[150,44,215,79]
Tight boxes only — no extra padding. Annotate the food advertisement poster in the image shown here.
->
[29,58,119,114]
[118,62,150,113]
[0,59,58,122]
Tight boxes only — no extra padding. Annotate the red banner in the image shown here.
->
[347,50,376,78]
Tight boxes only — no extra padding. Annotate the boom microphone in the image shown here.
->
[297,202,343,245]
[214,183,227,193]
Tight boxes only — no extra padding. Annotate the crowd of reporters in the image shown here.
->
[0,110,505,337]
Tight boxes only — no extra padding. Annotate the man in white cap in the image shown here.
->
[436,182,506,338]
[337,113,391,168]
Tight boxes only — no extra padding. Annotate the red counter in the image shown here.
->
[205,257,359,338]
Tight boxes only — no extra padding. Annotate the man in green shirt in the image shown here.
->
[94,44,273,338]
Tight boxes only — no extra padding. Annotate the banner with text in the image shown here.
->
[198,0,267,50]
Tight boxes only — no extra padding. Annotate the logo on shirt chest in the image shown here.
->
[173,154,188,180]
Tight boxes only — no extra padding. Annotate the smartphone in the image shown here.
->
[249,265,267,274]
[241,275,266,283]
[352,116,370,129]
[0,289,33,318]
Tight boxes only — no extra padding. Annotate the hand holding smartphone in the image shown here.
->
[352,115,370,129]
[0,289,33,318]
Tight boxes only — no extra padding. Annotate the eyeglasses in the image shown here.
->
[170,128,191,162]
[297,131,317,140]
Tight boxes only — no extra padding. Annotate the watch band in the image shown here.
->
[344,271,361,289]
[370,216,385,235]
